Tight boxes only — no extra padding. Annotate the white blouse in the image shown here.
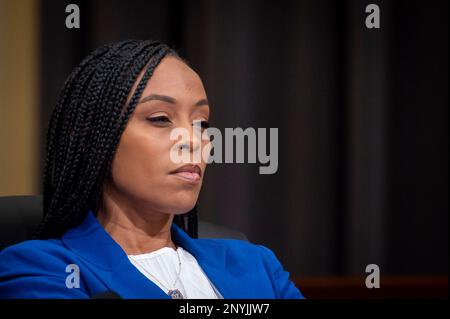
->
[128,246,223,299]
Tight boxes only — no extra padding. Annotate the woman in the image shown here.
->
[0,40,303,299]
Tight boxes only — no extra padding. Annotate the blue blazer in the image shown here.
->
[0,210,303,299]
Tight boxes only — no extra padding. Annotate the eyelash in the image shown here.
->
[147,116,210,129]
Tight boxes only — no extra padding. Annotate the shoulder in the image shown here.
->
[197,237,283,263]
[0,238,75,272]
[1,239,67,267]
[0,239,89,298]
[195,238,304,299]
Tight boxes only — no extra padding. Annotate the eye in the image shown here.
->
[199,121,210,129]
[192,120,210,131]
[147,116,171,125]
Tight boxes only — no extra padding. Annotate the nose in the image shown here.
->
[176,119,203,155]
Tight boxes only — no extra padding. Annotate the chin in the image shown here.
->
[167,191,199,211]
[174,205,197,215]
[170,201,197,215]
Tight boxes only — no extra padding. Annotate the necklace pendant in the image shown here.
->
[168,289,184,299]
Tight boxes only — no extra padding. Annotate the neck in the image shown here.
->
[96,183,176,256]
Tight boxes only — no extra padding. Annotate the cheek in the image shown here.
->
[111,128,169,195]
[107,122,205,213]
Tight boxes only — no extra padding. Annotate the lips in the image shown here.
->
[169,164,202,182]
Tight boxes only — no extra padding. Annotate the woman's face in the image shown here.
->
[106,56,210,215]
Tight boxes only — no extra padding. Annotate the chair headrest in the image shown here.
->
[0,195,43,250]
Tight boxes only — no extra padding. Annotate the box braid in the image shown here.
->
[33,40,198,240]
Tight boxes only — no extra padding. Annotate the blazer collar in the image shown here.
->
[61,210,250,298]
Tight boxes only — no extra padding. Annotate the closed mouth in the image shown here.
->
[169,164,202,182]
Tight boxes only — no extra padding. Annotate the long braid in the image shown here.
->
[187,205,199,239]
[38,44,125,236]
[36,42,129,238]
[33,40,199,239]
[173,214,186,233]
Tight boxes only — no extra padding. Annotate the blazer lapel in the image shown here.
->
[62,210,256,298]
[170,224,258,298]
[62,210,169,298]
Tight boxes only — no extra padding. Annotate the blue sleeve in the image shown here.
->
[257,245,305,299]
[0,244,90,299]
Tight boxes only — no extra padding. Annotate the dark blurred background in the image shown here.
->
[1,0,448,294]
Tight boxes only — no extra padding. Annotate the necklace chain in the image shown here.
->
[131,246,183,297]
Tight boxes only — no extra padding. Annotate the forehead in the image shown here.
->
[144,56,205,95]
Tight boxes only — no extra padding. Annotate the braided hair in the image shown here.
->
[33,40,198,240]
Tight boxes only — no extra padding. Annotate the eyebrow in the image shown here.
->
[139,94,208,107]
